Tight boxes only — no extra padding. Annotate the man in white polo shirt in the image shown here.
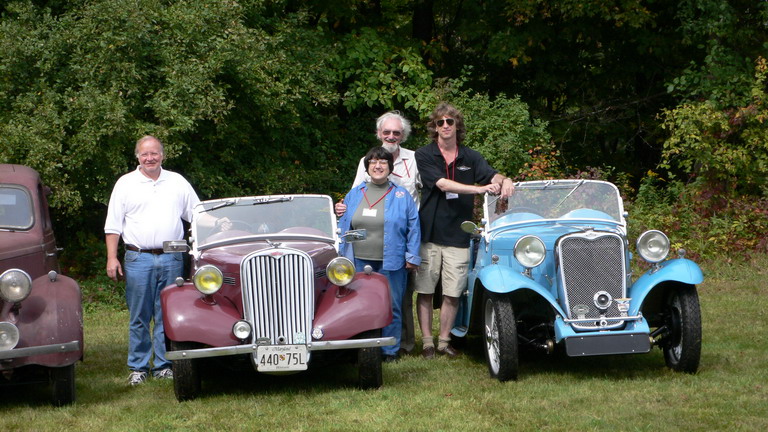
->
[105,135,200,386]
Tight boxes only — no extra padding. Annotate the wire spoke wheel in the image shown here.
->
[483,292,519,381]
[662,286,702,373]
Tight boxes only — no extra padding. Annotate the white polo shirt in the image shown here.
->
[352,147,421,207]
[104,167,200,249]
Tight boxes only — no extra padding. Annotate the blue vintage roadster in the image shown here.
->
[456,179,703,381]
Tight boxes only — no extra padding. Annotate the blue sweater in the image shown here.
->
[338,181,421,271]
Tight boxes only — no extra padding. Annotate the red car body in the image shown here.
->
[0,164,83,405]
[160,195,393,401]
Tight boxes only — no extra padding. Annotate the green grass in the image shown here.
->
[1,257,767,431]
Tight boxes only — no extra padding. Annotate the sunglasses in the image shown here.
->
[382,130,402,137]
[436,118,455,127]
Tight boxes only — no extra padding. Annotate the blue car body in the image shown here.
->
[454,180,703,380]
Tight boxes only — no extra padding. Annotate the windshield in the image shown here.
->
[485,180,623,229]
[0,186,34,230]
[192,195,335,246]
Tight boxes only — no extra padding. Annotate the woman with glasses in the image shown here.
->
[337,146,421,363]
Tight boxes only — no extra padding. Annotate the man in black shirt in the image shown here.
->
[414,103,514,358]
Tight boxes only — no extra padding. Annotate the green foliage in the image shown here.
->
[435,85,554,179]
[80,275,126,312]
[627,174,768,261]
[334,27,434,113]
[2,0,768,273]
[0,0,339,215]
[659,57,768,195]
[667,0,768,107]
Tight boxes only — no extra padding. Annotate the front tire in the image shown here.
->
[483,292,519,381]
[50,364,76,406]
[170,340,202,401]
[357,329,383,389]
[662,286,702,373]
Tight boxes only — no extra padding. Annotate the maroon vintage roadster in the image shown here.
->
[161,195,394,401]
[0,164,83,405]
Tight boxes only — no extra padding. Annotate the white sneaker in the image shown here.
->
[128,371,148,386]
[153,368,174,379]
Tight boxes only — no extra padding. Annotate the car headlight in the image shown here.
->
[326,257,356,286]
[637,230,670,263]
[514,235,546,268]
[0,269,32,302]
[193,265,223,295]
[232,320,252,341]
[0,322,20,351]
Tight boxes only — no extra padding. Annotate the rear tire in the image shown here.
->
[170,340,202,401]
[483,292,519,381]
[50,364,76,406]
[357,329,383,389]
[662,286,702,373]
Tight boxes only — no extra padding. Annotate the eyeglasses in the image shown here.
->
[382,130,402,137]
[138,152,161,159]
[436,118,455,127]
[368,160,389,167]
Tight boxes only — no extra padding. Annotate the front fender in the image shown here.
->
[7,274,83,368]
[161,283,241,346]
[629,258,704,314]
[313,272,392,341]
[476,265,566,316]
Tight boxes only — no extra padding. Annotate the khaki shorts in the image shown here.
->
[413,242,469,298]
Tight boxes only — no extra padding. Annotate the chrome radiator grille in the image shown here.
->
[240,249,315,345]
[557,232,626,329]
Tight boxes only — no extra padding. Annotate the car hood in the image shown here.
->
[198,238,337,267]
[486,219,623,250]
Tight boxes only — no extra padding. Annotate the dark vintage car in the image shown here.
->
[161,194,394,401]
[456,180,703,381]
[0,164,83,405]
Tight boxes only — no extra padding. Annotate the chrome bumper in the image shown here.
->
[0,340,81,361]
[166,336,396,361]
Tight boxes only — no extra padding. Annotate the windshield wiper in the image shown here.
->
[554,180,585,209]
[206,199,236,211]
[250,196,293,205]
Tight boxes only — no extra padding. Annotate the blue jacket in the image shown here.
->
[338,181,421,271]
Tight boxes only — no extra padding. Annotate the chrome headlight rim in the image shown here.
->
[636,230,670,263]
[192,265,223,295]
[326,257,356,287]
[514,235,546,268]
[0,269,32,303]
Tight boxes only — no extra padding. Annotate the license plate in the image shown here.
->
[255,345,308,372]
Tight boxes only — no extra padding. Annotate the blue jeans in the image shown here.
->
[354,258,407,356]
[123,250,183,372]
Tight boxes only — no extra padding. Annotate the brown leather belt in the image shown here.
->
[125,244,165,255]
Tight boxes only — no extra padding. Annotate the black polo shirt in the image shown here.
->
[415,141,497,248]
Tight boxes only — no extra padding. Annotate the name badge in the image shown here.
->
[362,208,378,217]
[446,192,459,200]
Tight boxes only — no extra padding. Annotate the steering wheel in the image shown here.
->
[507,207,540,214]
[225,219,257,233]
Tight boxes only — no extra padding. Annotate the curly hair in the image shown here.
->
[426,102,465,144]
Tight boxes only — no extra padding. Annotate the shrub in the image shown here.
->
[627,174,768,262]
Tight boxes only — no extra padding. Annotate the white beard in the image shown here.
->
[382,142,398,153]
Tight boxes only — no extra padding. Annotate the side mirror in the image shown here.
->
[340,229,367,242]
[460,221,479,234]
[163,240,190,253]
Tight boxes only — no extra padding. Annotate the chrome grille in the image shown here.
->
[240,248,315,345]
[557,232,626,330]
